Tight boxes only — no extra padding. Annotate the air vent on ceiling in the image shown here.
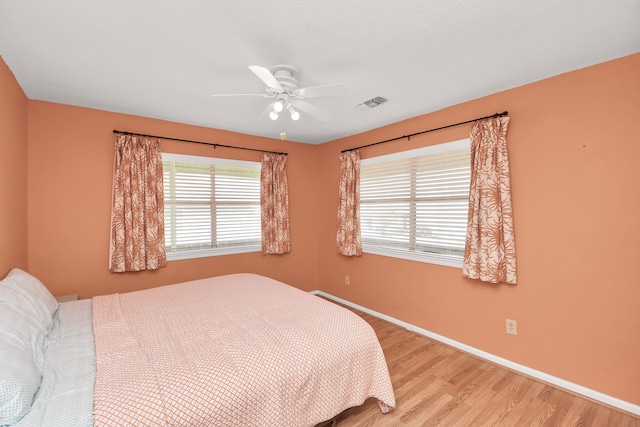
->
[356,96,388,110]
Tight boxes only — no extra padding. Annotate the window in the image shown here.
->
[360,139,470,267]
[162,153,261,260]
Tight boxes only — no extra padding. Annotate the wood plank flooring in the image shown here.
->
[321,298,640,427]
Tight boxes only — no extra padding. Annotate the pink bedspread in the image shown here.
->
[92,273,395,426]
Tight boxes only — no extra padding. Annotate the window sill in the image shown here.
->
[166,245,261,261]
[363,246,463,269]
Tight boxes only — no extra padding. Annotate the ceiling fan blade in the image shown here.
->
[294,100,331,122]
[209,93,271,98]
[248,65,283,92]
[298,83,348,98]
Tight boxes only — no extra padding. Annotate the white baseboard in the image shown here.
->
[310,290,640,417]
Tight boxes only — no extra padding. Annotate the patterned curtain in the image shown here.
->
[260,153,291,254]
[109,134,166,272]
[463,117,516,284]
[336,150,362,256]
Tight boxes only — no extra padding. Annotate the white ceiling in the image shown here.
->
[1,0,638,144]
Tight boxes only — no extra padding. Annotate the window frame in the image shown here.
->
[162,153,262,261]
[359,139,470,268]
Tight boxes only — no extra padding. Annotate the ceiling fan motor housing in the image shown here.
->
[270,65,300,95]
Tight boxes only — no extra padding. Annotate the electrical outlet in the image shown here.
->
[506,319,517,335]
[345,275,350,285]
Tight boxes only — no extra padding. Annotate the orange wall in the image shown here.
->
[26,103,321,298]
[316,53,640,406]
[0,57,28,275]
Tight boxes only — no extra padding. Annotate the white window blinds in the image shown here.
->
[162,153,261,260]
[360,139,470,267]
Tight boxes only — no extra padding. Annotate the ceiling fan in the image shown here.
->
[210,65,348,122]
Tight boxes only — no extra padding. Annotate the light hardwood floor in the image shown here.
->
[322,298,640,427]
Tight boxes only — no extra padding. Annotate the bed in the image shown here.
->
[0,269,395,426]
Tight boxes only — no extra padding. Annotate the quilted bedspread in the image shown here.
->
[92,273,395,426]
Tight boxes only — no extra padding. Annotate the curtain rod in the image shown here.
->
[112,130,288,156]
[341,111,508,153]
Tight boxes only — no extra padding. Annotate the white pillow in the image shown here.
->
[0,268,57,330]
[0,322,43,425]
[0,303,48,369]
[0,346,41,425]
[0,269,56,424]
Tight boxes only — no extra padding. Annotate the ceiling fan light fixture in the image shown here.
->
[290,109,300,121]
[269,111,279,120]
[273,98,284,113]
